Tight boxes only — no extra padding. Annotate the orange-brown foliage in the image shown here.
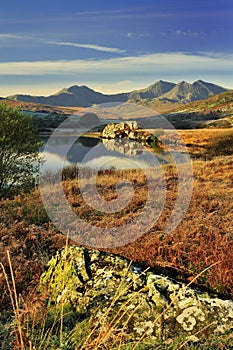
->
[0,131,233,314]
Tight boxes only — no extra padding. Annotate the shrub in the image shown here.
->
[0,104,42,198]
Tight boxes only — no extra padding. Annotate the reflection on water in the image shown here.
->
[40,135,173,173]
[102,139,144,156]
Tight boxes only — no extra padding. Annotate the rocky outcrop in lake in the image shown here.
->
[40,246,233,343]
[101,121,159,147]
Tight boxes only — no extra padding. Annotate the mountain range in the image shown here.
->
[6,80,228,108]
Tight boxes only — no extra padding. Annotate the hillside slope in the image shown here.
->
[165,90,233,128]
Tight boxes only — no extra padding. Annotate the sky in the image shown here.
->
[0,0,233,96]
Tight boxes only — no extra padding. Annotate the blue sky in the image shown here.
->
[0,0,233,96]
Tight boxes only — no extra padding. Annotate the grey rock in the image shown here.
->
[40,246,233,342]
[101,121,159,150]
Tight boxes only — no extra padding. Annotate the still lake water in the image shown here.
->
[39,134,174,174]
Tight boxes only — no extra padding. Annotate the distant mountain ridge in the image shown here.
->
[8,85,128,107]
[158,80,228,103]
[7,80,229,107]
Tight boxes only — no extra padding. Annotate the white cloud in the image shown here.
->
[175,29,206,38]
[161,30,207,39]
[48,41,126,54]
[1,51,230,76]
[127,32,133,38]
[0,33,29,40]
[0,35,126,54]
[125,32,151,39]
[1,52,233,95]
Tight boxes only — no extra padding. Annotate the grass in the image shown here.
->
[171,90,233,114]
[205,130,233,156]
[1,251,232,350]
[0,128,233,349]
[179,128,233,157]
[54,154,232,296]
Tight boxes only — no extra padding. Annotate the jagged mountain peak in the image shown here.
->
[128,80,176,101]
[158,80,228,103]
[68,85,92,91]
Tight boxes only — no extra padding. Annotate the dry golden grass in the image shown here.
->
[178,128,233,156]
[58,155,232,296]
[0,128,233,349]
[0,128,232,314]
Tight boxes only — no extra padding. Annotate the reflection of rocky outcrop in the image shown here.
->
[102,138,143,156]
[102,121,159,147]
[41,246,233,343]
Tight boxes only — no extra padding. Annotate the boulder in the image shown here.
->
[40,246,233,343]
[102,122,132,139]
[126,121,139,130]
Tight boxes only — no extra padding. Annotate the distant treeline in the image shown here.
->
[31,111,102,133]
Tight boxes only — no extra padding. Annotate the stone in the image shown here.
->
[126,121,139,130]
[40,246,233,342]
[101,121,160,149]
[128,130,139,139]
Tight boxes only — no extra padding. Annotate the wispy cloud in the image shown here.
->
[1,52,233,76]
[161,30,207,39]
[48,41,126,54]
[0,33,30,40]
[125,32,151,39]
[175,29,207,38]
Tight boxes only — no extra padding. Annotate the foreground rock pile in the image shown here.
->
[40,246,233,342]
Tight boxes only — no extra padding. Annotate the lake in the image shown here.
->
[39,133,175,174]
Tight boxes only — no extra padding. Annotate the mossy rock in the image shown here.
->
[40,246,233,342]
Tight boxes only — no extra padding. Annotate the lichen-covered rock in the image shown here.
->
[40,246,233,342]
[101,121,161,152]
[102,122,139,139]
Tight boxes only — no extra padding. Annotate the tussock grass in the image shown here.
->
[1,252,232,350]
[0,128,233,348]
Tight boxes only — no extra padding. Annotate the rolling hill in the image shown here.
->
[165,90,233,128]
[2,88,233,129]
[170,89,233,114]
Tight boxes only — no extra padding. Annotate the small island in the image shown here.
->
[101,121,160,148]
